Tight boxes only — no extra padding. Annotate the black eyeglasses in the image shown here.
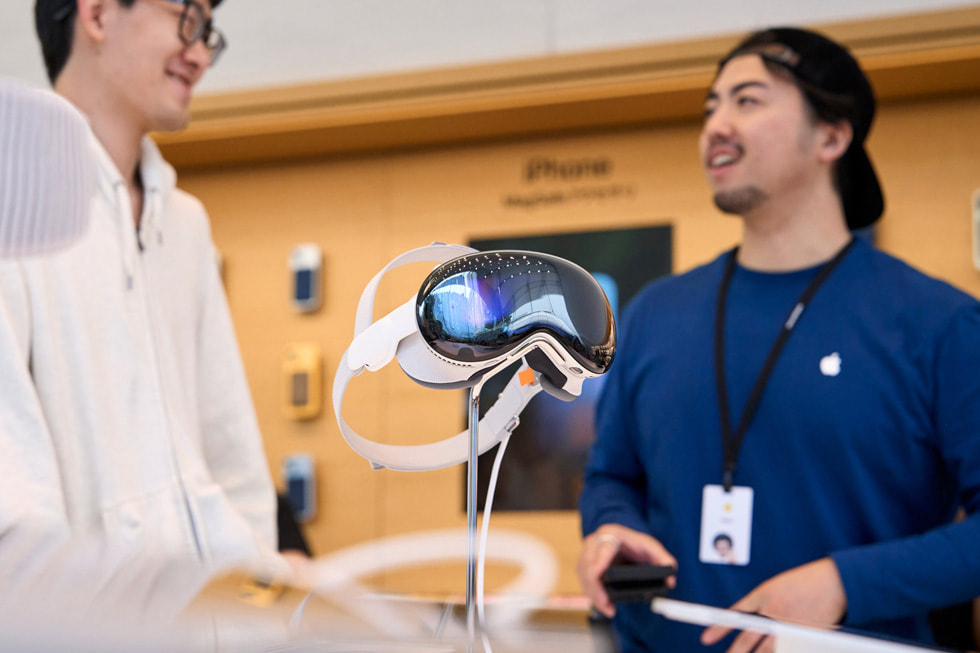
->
[52,0,227,67]
[163,0,227,66]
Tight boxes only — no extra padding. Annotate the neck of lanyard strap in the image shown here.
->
[714,238,856,492]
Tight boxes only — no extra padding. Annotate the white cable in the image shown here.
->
[476,426,513,653]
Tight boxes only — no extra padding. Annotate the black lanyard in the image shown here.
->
[714,238,856,492]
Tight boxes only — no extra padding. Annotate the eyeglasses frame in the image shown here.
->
[52,0,227,66]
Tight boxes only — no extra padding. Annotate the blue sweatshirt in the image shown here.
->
[580,239,980,651]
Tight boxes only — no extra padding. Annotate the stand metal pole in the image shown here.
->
[463,350,539,652]
[465,384,482,653]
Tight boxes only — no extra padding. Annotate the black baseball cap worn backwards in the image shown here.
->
[718,27,884,230]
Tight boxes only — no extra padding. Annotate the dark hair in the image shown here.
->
[35,0,225,84]
[713,533,732,547]
[756,58,855,130]
[716,27,884,229]
[756,59,854,197]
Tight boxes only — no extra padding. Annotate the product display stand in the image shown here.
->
[463,351,528,653]
[465,374,487,653]
[465,385,478,651]
[460,342,544,652]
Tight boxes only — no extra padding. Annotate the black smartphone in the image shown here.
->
[601,563,675,603]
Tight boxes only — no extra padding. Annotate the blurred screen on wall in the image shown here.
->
[465,225,672,511]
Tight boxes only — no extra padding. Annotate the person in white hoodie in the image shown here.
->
[0,0,285,625]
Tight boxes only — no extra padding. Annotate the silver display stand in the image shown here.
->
[465,368,494,652]
[465,382,480,651]
[463,344,539,653]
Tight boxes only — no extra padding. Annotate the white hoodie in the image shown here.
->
[0,135,282,616]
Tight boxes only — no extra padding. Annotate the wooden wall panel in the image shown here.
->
[871,96,980,298]
[157,7,980,169]
[178,91,980,596]
[172,10,980,599]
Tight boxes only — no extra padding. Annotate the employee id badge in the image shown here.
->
[699,484,753,566]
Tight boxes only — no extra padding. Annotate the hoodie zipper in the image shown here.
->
[113,174,207,562]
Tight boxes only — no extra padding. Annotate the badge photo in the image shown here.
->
[699,484,753,566]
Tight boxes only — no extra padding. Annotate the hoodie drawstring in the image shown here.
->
[111,181,138,292]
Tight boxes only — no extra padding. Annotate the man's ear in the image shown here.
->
[817,119,853,164]
[75,0,110,44]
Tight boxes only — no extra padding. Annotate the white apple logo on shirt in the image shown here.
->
[820,352,842,377]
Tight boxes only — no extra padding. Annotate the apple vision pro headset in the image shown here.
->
[333,243,616,472]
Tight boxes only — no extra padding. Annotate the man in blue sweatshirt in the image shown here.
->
[578,26,980,652]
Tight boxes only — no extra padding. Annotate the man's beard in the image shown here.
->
[713,186,769,215]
